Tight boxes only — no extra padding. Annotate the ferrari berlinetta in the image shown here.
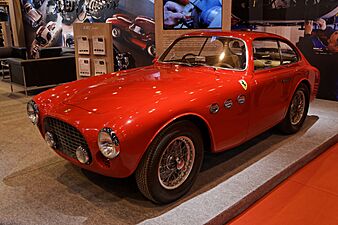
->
[27,31,320,203]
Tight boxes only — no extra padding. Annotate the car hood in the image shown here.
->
[62,64,221,114]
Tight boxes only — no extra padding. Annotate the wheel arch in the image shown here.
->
[288,78,311,101]
[145,113,215,156]
[299,79,311,95]
[293,79,311,102]
[278,78,311,134]
[171,114,214,153]
[281,78,311,121]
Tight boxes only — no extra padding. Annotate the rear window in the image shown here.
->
[279,41,299,65]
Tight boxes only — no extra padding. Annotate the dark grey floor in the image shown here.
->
[1,81,337,225]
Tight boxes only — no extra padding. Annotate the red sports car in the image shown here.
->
[27,31,319,203]
[106,14,155,57]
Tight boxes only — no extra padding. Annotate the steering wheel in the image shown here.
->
[181,53,198,60]
[228,40,244,56]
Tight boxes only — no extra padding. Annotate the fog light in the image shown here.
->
[76,146,90,164]
[45,131,56,149]
[27,100,39,125]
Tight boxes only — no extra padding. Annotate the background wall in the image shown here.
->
[231,0,338,101]
[20,0,155,67]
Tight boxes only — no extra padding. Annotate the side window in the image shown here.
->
[253,40,280,70]
[279,41,299,65]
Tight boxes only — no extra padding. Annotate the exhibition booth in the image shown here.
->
[0,0,337,224]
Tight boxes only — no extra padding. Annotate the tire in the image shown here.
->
[146,44,156,57]
[112,27,121,38]
[278,83,309,134]
[135,120,204,204]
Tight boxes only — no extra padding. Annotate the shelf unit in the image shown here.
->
[73,23,114,79]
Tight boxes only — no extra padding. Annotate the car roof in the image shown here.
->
[182,30,288,42]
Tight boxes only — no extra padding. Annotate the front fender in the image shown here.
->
[121,112,214,176]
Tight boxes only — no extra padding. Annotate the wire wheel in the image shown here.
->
[135,120,203,203]
[147,44,155,57]
[112,28,121,38]
[290,89,306,125]
[158,136,195,190]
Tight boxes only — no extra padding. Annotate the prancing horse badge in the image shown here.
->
[239,79,248,91]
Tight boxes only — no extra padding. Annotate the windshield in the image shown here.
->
[159,36,247,70]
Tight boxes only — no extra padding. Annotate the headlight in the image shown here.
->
[98,127,120,159]
[27,100,39,125]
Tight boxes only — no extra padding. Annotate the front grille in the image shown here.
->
[44,117,91,160]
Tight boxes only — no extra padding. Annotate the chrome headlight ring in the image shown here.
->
[98,127,120,159]
[27,100,39,125]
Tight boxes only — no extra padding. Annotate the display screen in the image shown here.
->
[163,0,222,30]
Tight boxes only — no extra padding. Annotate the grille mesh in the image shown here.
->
[44,117,90,160]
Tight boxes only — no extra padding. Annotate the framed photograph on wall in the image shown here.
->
[163,0,222,29]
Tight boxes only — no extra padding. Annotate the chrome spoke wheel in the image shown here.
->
[147,45,155,57]
[112,28,120,38]
[290,90,306,125]
[158,136,195,190]
[135,120,203,203]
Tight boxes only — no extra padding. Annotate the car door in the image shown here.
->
[206,38,250,151]
[212,71,250,150]
[248,38,287,136]
[277,40,302,105]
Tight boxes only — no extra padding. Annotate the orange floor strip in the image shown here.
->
[228,142,338,225]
